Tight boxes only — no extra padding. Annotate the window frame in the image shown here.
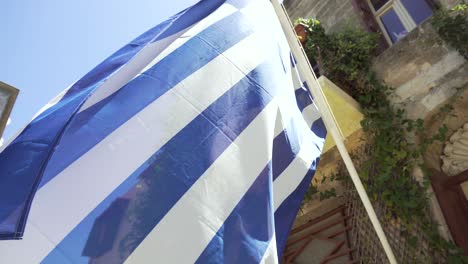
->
[367,0,429,45]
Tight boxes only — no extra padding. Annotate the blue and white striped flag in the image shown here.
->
[0,0,326,263]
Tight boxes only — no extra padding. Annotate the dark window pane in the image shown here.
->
[370,0,390,10]
[401,0,433,25]
[380,8,408,43]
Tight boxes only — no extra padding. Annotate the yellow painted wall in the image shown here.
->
[317,77,364,153]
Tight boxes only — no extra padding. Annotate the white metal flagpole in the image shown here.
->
[271,1,398,263]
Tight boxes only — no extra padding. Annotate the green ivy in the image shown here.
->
[296,18,329,74]
[300,19,378,96]
[432,4,468,59]
[295,17,468,262]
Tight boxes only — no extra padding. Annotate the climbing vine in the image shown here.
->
[432,4,468,59]
[295,17,468,263]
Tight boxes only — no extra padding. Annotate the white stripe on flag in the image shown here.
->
[241,0,290,53]
[125,100,279,264]
[0,84,75,153]
[78,31,187,112]
[268,50,323,212]
[78,4,238,113]
[0,83,75,153]
[302,103,321,128]
[32,84,73,120]
[0,33,267,263]
[292,65,303,91]
[273,138,317,211]
[0,222,72,264]
[136,4,238,78]
[273,79,322,211]
[260,233,279,264]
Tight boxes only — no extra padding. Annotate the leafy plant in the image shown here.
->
[432,4,468,59]
[297,18,329,73]
[295,16,468,262]
[298,19,378,96]
[301,173,342,206]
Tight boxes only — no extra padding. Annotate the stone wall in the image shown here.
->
[372,15,467,184]
[283,0,365,33]
[372,20,468,121]
[283,0,467,33]
[424,87,468,172]
[284,0,468,134]
[371,20,467,241]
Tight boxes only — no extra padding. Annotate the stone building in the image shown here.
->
[282,0,468,263]
[0,82,19,143]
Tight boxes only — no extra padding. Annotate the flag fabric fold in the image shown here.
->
[0,0,326,263]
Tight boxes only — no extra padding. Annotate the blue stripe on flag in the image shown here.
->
[1,1,327,263]
[294,82,327,139]
[39,11,252,188]
[272,130,296,181]
[295,87,313,112]
[195,163,274,264]
[0,0,229,239]
[274,160,319,259]
[312,119,327,139]
[195,103,317,263]
[194,117,317,263]
[42,60,284,263]
[0,91,90,239]
[272,119,301,181]
[42,0,225,106]
[148,0,226,43]
[290,53,297,67]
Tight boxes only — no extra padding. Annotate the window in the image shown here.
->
[367,0,434,44]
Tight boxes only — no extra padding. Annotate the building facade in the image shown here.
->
[283,0,468,262]
[0,82,19,141]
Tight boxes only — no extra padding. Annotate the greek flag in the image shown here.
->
[0,0,326,263]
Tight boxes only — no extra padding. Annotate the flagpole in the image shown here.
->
[271,1,398,263]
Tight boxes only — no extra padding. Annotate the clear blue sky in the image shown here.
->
[0,0,198,141]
